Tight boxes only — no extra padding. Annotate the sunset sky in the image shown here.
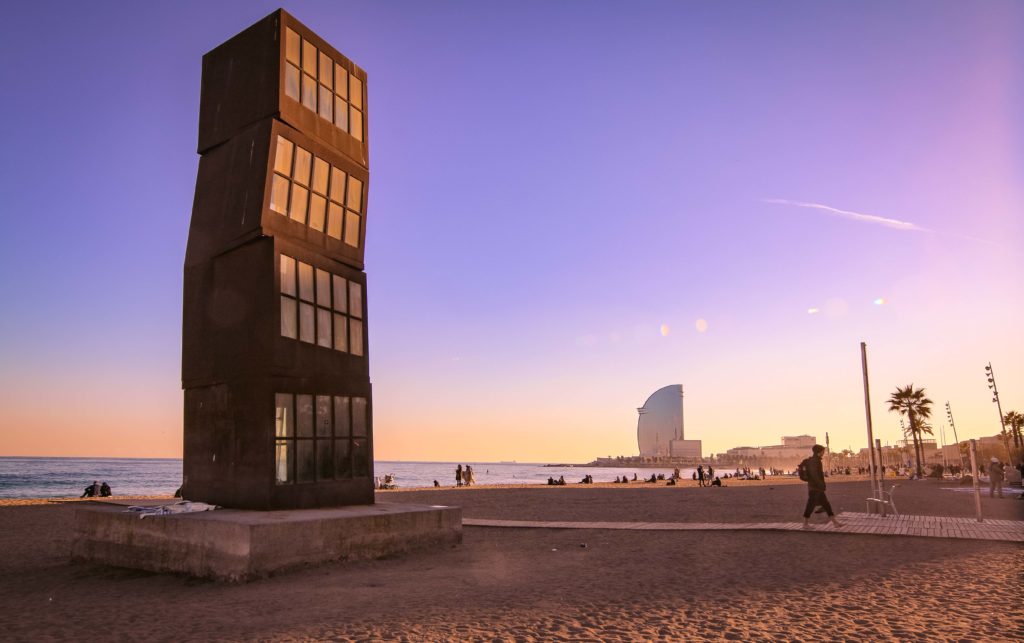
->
[1,1,1021,462]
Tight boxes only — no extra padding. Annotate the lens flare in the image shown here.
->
[873,298,886,305]
[695,318,708,333]
[807,307,820,314]
[660,324,670,337]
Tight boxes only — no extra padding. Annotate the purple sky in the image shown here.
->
[1,1,1021,460]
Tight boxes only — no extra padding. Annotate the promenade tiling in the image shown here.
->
[463,512,1024,543]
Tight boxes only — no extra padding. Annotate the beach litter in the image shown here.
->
[124,501,219,519]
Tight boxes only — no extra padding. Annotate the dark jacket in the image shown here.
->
[804,455,826,491]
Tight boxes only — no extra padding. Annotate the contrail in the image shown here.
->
[762,198,927,232]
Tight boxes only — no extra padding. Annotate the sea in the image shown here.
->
[0,457,698,499]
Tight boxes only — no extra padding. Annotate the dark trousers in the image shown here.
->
[803,489,834,518]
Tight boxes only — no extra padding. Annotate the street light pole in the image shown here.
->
[945,401,966,473]
[985,363,1014,465]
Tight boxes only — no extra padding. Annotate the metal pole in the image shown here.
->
[986,363,1014,466]
[969,439,982,523]
[860,342,881,508]
[875,438,887,517]
[946,402,966,474]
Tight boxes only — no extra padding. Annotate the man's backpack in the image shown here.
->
[797,458,810,482]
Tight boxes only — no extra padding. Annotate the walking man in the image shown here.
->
[696,465,706,487]
[987,457,1004,498]
[801,444,843,528]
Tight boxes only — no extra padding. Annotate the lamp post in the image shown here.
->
[985,363,1015,465]
[945,401,966,473]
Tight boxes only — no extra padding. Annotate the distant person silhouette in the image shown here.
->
[455,464,463,487]
[697,465,706,487]
[99,482,111,497]
[988,458,1004,498]
[801,445,843,528]
[81,481,99,498]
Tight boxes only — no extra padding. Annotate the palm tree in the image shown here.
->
[1004,411,1023,449]
[887,384,934,477]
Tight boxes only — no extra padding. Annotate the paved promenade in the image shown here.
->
[464,511,1024,543]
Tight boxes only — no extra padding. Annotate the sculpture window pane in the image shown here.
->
[316,395,332,437]
[302,74,317,111]
[308,194,326,231]
[335,64,348,99]
[348,283,362,318]
[288,185,308,223]
[297,440,315,483]
[327,203,343,239]
[293,147,312,185]
[302,40,317,76]
[334,396,351,437]
[275,393,293,437]
[299,302,315,343]
[344,212,361,247]
[280,296,297,339]
[318,52,333,89]
[274,136,294,175]
[334,439,351,478]
[337,315,354,352]
[285,29,301,65]
[285,64,300,101]
[352,397,367,436]
[346,177,362,211]
[317,439,334,480]
[296,395,313,437]
[329,167,346,202]
[315,269,331,306]
[332,275,347,313]
[317,307,331,347]
[298,262,314,301]
[350,319,363,356]
[280,256,296,295]
[349,75,362,109]
[319,86,333,121]
[334,97,349,131]
[312,158,329,194]
[275,440,293,484]
[350,107,363,141]
[270,175,290,214]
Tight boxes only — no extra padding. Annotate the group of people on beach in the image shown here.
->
[455,464,475,487]
[80,481,111,498]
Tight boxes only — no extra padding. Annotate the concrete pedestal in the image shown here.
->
[71,501,461,581]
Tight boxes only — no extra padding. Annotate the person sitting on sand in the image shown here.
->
[558,475,566,486]
[433,480,440,487]
[81,481,99,498]
[711,476,722,487]
[99,482,111,497]
[548,477,556,485]
[632,473,637,481]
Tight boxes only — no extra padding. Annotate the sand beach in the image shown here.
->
[0,477,1021,641]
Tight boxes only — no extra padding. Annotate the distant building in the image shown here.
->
[722,435,817,467]
[637,385,701,459]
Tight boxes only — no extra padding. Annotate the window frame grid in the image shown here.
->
[269,135,364,249]
[283,27,365,141]
[274,392,370,484]
[279,253,365,356]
